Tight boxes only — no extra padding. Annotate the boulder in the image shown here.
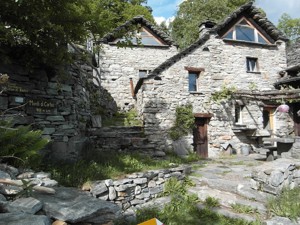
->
[33,187,121,224]
[0,212,51,225]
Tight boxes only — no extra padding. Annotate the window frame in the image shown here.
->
[222,17,271,45]
[235,104,244,125]
[185,67,205,93]
[188,72,199,92]
[138,69,151,78]
[246,57,260,73]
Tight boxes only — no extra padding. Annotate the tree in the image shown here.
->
[170,0,253,49]
[0,0,154,69]
[278,13,300,42]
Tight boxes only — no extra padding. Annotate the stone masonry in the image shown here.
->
[136,32,287,157]
[0,50,117,162]
[99,44,177,112]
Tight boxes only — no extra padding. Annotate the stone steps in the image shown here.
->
[88,126,156,154]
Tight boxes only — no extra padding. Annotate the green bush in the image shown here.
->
[0,120,49,167]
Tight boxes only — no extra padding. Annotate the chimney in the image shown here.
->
[199,20,216,37]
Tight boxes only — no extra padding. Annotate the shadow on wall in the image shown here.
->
[143,99,194,157]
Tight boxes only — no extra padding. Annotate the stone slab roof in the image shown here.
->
[134,2,288,94]
[212,2,288,42]
[287,39,300,67]
[99,16,175,46]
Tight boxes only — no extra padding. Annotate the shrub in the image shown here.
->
[0,120,49,167]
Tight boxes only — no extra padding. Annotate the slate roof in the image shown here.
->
[99,16,175,46]
[134,1,288,94]
[287,38,300,67]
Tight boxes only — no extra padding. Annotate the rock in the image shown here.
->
[34,172,51,179]
[263,216,298,225]
[270,171,285,187]
[0,164,19,178]
[52,220,67,225]
[90,181,108,197]
[41,179,58,187]
[8,197,43,214]
[33,187,121,224]
[0,171,11,179]
[134,178,147,185]
[17,172,35,179]
[172,138,193,156]
[152,151,166,157]
[0,212,51,225]
[108,187,116,200]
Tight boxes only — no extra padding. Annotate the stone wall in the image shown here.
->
[137,33,288,157]
[251,158,300,195]
[83,165,191,211]
[99,44,177,111]
[0,55,116,162]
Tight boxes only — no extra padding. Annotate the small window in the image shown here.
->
[139,70,151,78]
[235,104,244,124]
[188,72,199,92]
[246,57,259,72]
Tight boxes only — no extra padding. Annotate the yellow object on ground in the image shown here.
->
[138,218,164,225]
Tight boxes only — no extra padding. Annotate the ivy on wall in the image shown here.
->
[169,104,194,140]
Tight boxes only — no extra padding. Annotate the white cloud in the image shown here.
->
[154,16,175,27]
[154,16,167,25]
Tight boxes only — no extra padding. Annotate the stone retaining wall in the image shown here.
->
[251,158,300,195]
[83,165,191,211]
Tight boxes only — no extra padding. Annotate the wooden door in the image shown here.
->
[193,117,209,158]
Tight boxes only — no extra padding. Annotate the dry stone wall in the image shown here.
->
[84,165,191,211]
[99,44,177,111]
[137,34,287,157]
[0,56,116,162]
[251,158,300,195]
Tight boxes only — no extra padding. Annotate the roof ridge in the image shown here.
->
[100,16,175,45]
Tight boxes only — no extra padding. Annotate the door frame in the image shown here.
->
[193,113,213,158]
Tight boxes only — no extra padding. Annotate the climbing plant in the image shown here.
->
[169,104,194,140]
[210,84,236,103]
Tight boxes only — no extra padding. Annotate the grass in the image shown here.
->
[115,178,261,225]
[44,151,203,187]
[204,196,221,208]
[231,203,258,215]
[267,186,300,221]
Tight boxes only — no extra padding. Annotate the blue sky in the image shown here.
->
[147,0,300,25]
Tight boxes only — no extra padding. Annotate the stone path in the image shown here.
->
[187,154,299,224]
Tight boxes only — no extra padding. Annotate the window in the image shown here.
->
[246,57,259,72]
[188,72,199,92]
[139,70,151,78]
[235,104,244,124]
[114,27,166,46]
[223,18,269,44]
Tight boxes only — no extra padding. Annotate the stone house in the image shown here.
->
[98,16,178,112]
[132,2,293,158]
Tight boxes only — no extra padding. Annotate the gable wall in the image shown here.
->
[137,34,290,157]
[99,44,178,111]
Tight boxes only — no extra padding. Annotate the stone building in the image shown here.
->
[132,2,292,158]
[98,16,178,111]
[0,46,116,162]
